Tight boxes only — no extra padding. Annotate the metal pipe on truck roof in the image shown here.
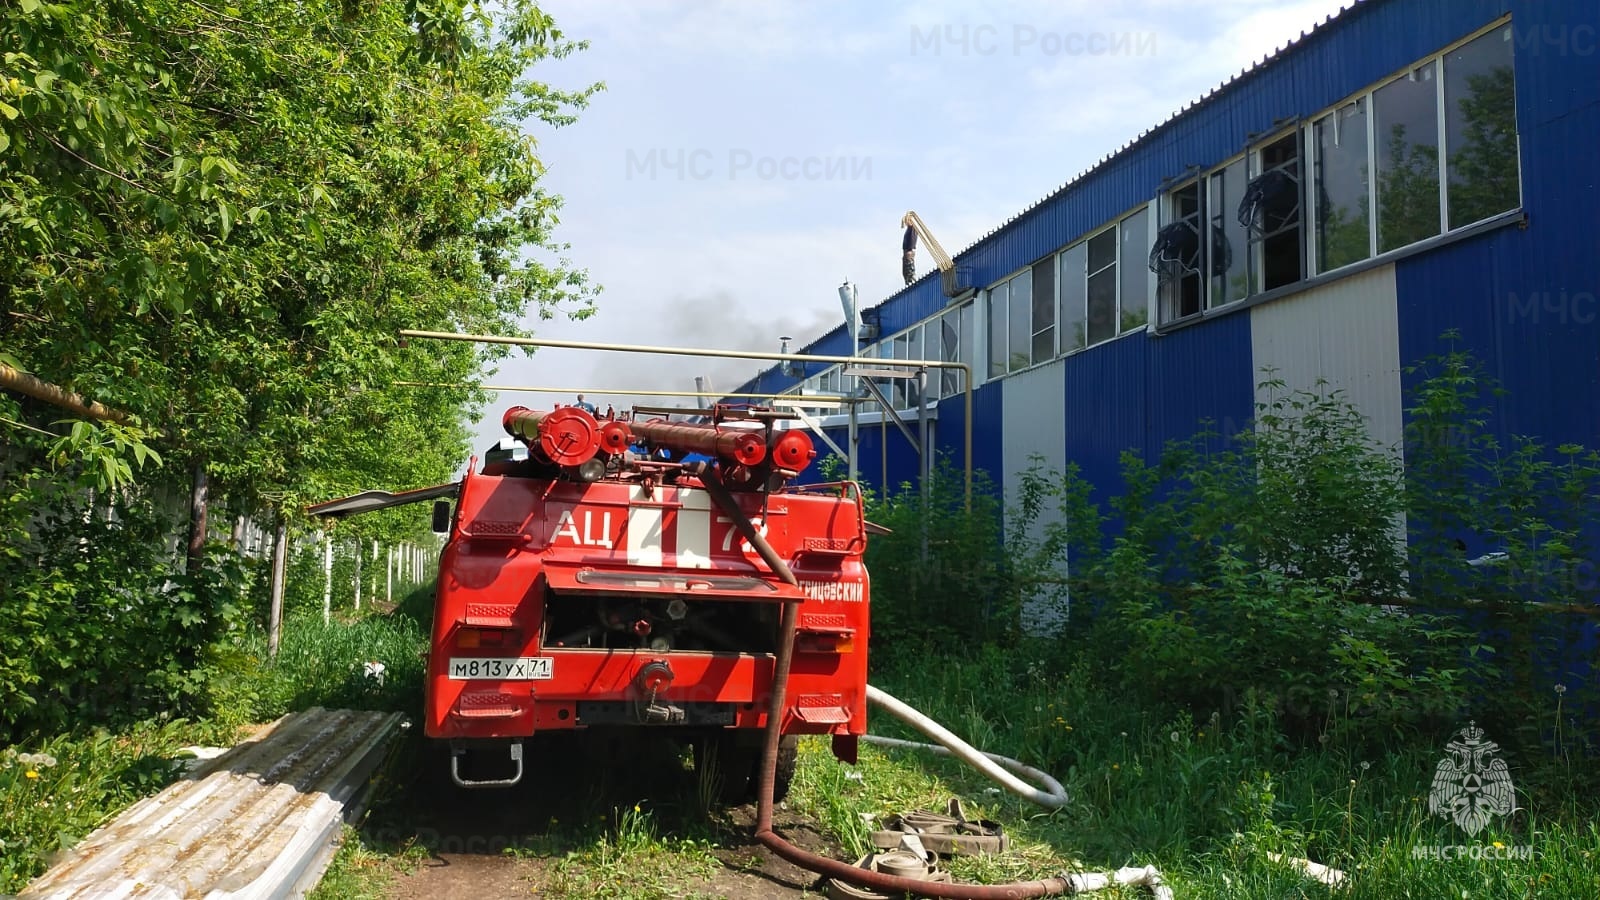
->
[398,329,973,508]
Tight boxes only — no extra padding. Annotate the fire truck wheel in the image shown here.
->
[698,733,798,805]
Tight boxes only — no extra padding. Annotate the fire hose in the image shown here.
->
[696,466,1171,899]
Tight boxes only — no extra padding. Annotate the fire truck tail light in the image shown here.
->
[457,627,512,649]
[796,631,855,653]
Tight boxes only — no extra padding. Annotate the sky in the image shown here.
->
[463,0,1354,455]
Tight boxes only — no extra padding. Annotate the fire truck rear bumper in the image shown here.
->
[425,648,864,740]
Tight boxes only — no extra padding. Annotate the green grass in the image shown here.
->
[530,803,723,899]
[787,643,1600,899]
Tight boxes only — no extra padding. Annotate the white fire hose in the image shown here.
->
[864,684,1070,809]
[863,684,1177,898]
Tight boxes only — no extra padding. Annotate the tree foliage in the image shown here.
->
[1,0,599,514]
[0,0,598,741]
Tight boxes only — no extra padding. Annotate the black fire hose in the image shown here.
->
[693,466,1073,899]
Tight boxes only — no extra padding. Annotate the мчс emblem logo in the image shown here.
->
[1428,721,1515,837]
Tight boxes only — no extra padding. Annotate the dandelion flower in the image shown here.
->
[41,755,56,768]
[1360,761,1371,771]
[24,770,38,780]
[1492,841,1505,849]
[1554,684,1567,695]
[1120,731,1128,738]
[1197,732,1205,739]
[1170,731,1180,743]
[1112,764,1120,770]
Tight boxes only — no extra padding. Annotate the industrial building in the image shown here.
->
[732,0,1598,551]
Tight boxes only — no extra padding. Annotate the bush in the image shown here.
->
[850,459,1025,658]
[0,479,252,744]
[1010,379,1472,744]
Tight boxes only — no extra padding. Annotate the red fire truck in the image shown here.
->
[402,404,870,800]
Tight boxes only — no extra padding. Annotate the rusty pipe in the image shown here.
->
[630,417,766,467]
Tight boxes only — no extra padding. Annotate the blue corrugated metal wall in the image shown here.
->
[743,0,1596,530]
[1145,313,1256,455]
[1057,333,1150,504]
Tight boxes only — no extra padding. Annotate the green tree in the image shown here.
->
[0,0,600,736]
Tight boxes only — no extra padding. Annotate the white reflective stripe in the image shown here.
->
[627,485,663,566]
[675,489,713,569]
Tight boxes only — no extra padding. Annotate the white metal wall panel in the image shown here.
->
[1000,358,1068,501]
[1000,359,1068,631]
[1249,264,1404,451]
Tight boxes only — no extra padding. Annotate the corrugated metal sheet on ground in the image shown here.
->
[22,707,404,900]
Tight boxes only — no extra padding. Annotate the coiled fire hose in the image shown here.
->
[695,469,1153,898]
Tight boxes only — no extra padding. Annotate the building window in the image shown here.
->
[893,329,912,409]
[986,267,1047,379]
[1246,132,1304,291]
[986,281,1008,379]
[1154,182,1202,321]
[934,299,979,393]
[1374,63,1442,252]
[1086,229,1117,345]
[1007,270,1031,372]
[1119,208,1150,330]
[1313,98,1372,272]
[937,311,957,397]
[1445,25,1518,229]
[1030,260,1056,365]
[1208,159,1251,305]
[1059,243,1087,353]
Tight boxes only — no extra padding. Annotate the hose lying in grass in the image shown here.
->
[862,684,1070,809]
[712,473,1166,897]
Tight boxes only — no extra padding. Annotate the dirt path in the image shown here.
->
[367,733,842,899]
[384,806,834,899]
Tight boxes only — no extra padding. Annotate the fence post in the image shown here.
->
[268,518,288,658]
[322,532,333,624]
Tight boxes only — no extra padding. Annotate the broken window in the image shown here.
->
[1242,133,1304,291]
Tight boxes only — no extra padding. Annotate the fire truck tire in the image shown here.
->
[700,733,798,805]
